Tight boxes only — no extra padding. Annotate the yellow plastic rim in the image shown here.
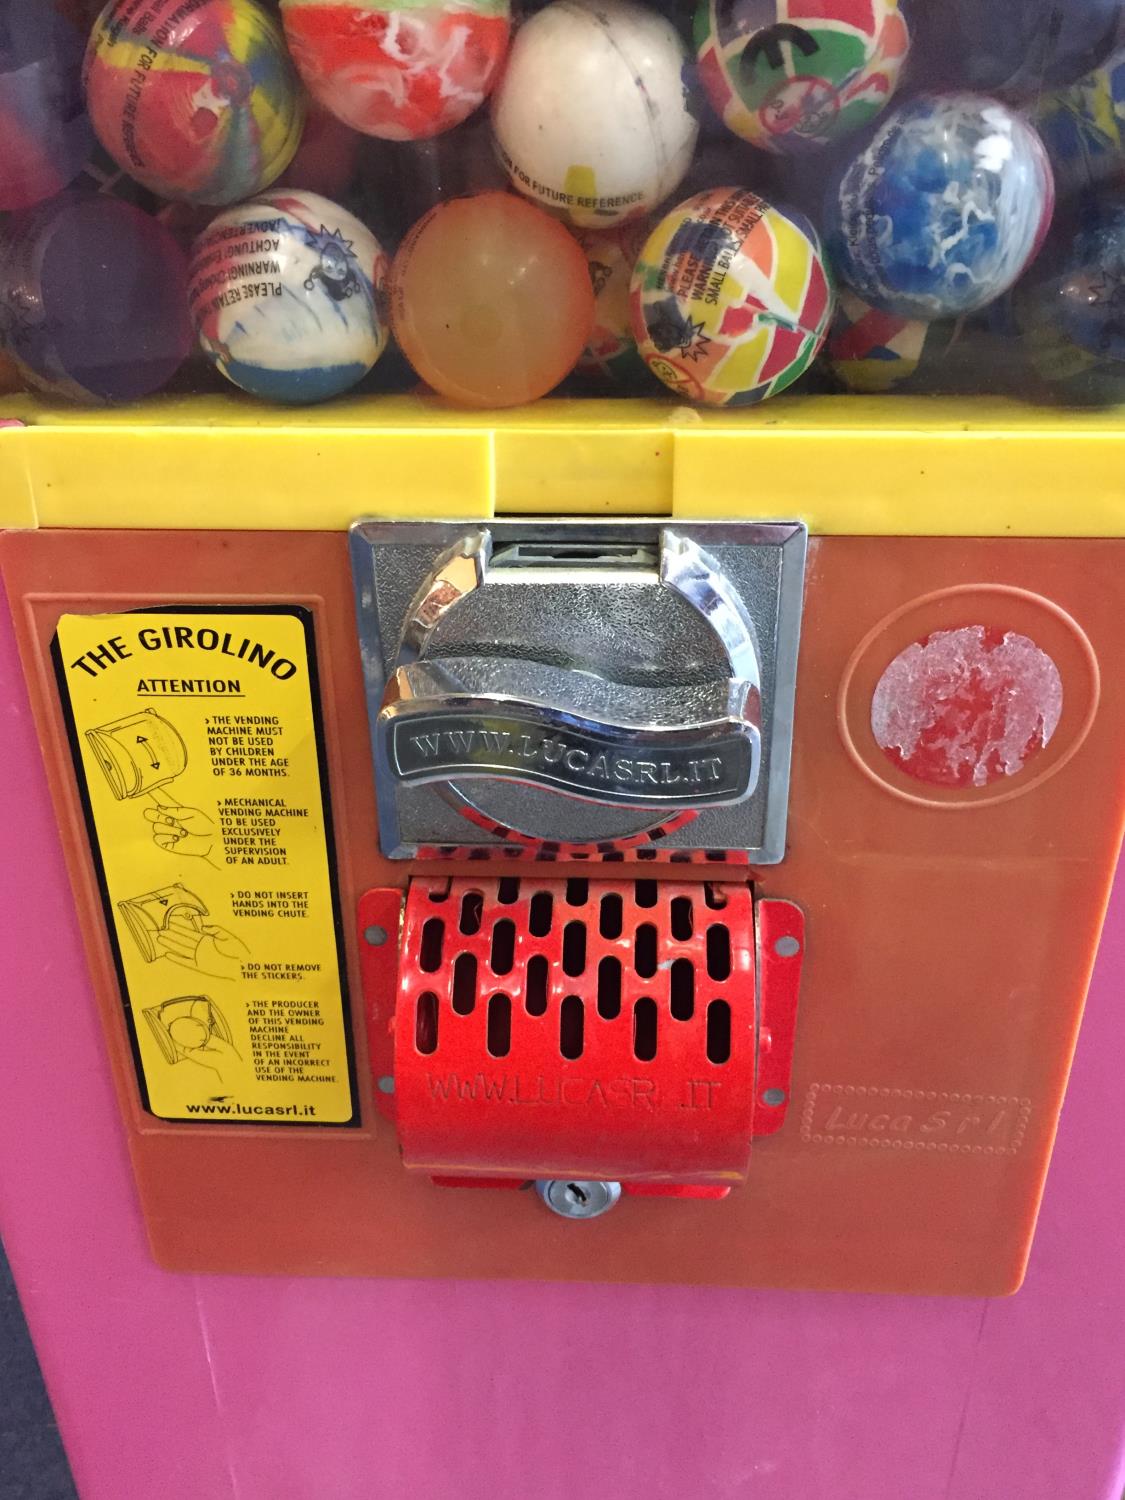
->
[1,393,1123,535]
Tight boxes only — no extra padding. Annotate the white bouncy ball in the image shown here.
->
[491,0,700,230]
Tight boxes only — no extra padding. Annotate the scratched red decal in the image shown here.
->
[871,626,1063,789]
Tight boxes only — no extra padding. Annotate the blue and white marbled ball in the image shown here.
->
[824,93,1055,320]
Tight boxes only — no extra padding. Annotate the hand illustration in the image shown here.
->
[157,909,250,980]
[166,1017,240,1087]
[144,802,217,859]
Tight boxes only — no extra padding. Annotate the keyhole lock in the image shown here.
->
[536,1179,622,1220]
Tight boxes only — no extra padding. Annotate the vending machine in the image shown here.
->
[2,2,1125,1497]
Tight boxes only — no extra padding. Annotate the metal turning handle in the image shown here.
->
[377,529,763,812]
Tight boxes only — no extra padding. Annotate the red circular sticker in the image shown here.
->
[871,626,1063,789]
[762,76,840,139]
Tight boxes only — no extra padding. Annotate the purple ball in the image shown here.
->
[0,0,93,210]
[0,194,193,403]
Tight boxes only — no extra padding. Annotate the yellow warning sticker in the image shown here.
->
[54,608,357,1126]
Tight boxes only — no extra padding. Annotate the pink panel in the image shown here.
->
[1,582,1123,1500]
[0,590,234,1500]
[947,881,1125,1500]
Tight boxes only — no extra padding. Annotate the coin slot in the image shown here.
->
[670,958,695,1021]
[633,998,657,1062]
[706,924,732,981]
[525,954,549,1016]
[419,918,444,973]
[560,995,585,1060]
[563,921,587,977]
[491,918,516,975]
[599,893,623,939]
[670,896,693,941]
[635,923,657,979]
[487,993,511,1058]
[415,992,438,1055]
[459,890,483,935]
[494,541,656,568]
[597,956,622,1020]
[452,953,477,1016]
[707,1000,732,1065]
[529,891,553,937]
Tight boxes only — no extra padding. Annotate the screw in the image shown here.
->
[364,925,388,947]
[774,935,800,958]
[376,1075,395,1095]
[535,1179,622,1221]
[761,1087,786,1107]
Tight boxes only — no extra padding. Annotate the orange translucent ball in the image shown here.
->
[390,192,595,408]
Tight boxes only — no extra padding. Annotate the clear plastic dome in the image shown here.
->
[0,0,1122,412]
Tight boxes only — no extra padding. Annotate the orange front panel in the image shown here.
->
[3,526,1122,1294]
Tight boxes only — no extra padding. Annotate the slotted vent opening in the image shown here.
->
[529,891,553,937]
[560,996,585,1060]
[419,918,444,973]
[452,952,477,1016]
[670,896,693,941]
[491,919,515,975]
[597,956,621,1020]
[599,893,623,939]
[487,993,511,1057]
[703,883,728,909]
[633,998,657,1062]
[706,924,732,981]
[635,879,658,908]
[635,923,657,979]
[415,992,438,1055]
[525,954,549,1016]
[670,958,694,1021]
[563,921,587,977]
[459,890,483,935]
[706,1000,732,1065]
[497,877,519,904]
[566,878,588,906]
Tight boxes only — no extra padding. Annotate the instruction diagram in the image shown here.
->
[86,708,187,798]
[86,708,220,865]
[55,607,357,1124]
[117,883,251,980]
[143,996,241,1089]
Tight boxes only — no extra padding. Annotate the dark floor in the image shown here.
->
[0,1240,77,1500]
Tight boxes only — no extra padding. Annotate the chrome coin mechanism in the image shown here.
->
[350,519,806,861]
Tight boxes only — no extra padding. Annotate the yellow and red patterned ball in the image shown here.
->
[84,0,304,204]
[630,187,834,406]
